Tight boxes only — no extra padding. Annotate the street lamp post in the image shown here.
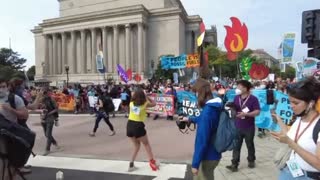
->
[65,65,70,87]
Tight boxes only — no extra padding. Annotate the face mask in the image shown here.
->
[295,102,313,117]
[232,85,237,89]
[235,88,242,95]
[260,85,266,89]
[0,88,8,98]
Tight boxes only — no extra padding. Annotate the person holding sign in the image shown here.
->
[226,80,261,172]
[180,78,222,180]
[126,88,159,172]
[271,77,320,179]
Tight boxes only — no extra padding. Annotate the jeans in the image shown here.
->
[193,160,220,180]
[93,111,114,133]
[279,167,313,180]
[42,119,57,151]
[231,128,256,166]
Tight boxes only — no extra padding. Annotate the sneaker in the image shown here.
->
[258,132,264,138]
[43,150,50,156]
[89,133,95,137]
[128,162,138,172]
[226,164,238,172]
[19,167,32,174]
[248,162,255,168]
[109,131,116,136]
[149,159,159,171]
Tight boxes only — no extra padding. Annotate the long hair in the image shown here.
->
[192,78,213,108]
[131,87,147,106]
[287,77,320,103]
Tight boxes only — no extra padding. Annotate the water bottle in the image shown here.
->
[56,171,63,180]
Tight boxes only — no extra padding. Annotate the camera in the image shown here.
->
[176,116,196,134]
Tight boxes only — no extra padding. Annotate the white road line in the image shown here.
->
[28,156,187,179]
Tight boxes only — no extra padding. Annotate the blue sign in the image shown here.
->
[161,55,187,69]
[177,91,200,117]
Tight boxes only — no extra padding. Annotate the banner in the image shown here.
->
[112,98,122,112]
[88,96,98,108]
[225,89,293,131]
[50,93,75,112]
[186,54,200,68]
[177,91,200,117]
[161,55,187,69]
[117,64,129,83]
[96,51,104,71]
[173,72,179,84]
[146,94,175,116]
[282,33,295,63]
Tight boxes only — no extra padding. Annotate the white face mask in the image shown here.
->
[235,88,242,95]
[260,85,266,89]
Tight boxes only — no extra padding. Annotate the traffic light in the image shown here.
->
[301,10,320,43]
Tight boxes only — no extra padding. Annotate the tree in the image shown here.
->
[0,48,26,70]
[27,66,36,81]
[0,48,27,81]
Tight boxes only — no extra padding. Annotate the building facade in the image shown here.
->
[251,49,280,68]
[32,0,206,84]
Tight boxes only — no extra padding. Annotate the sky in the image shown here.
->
[0,0,319,70]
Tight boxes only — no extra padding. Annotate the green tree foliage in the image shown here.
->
[27,65,36,81]
[0,48,27,81]
[269,64,296,80]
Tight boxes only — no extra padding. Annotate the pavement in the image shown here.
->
[21,114,281,180]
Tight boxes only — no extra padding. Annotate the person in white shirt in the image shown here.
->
[271,77,320,179]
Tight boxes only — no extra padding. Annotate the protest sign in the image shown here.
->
[186,54,200,68]
[50,93,75,112]
[112,98,122,112]
[88,96,98,108]
[146,94,175,116]
[161,55,187,69]
[176,91,200,117]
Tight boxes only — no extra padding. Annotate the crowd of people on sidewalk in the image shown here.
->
[1,75,320,180]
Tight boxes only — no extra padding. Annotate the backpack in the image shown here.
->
[0,114,36,179]
[8,93,28,125]
[312,119,320,144]
[43,96,59,119]
[213,108,238,153]
[266,89,275,105]
[102,96,115,113]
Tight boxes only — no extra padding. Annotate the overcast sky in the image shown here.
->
[0,0,319,69]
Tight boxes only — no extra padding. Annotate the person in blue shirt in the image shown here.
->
[181,78,222,180]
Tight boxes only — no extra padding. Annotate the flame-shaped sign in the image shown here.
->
[224,17,248,61]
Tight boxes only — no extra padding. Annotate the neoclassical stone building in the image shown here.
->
[32,0,215,84]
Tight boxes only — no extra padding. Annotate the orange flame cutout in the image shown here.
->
[224,17,248,61]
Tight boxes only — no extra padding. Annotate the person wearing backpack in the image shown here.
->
[270,77,320,179]
[41,89,61,156]
[89,91,115,137]
[226,80,260,172]
[181,78,222,180]
[0,78,29,180]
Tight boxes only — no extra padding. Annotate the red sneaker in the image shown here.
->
[149,159,159,171]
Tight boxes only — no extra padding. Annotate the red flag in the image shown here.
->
[127,69,132,81]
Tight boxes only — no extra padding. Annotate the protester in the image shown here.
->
[226,80,261,172]
[40,89,61,156]
[120,87,131,118]
[0,78,29,180]
[126,87,159,172]
[89,91,116,137]
[181,78,222,180]
[271,77,320,179]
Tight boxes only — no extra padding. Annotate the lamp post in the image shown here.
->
[65,65,70,87]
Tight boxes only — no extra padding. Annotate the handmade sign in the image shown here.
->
[224,17,248,61]
[146,94,175,116]
[240,57,252,80]
[282,33,295,63]
[186,54,200,68]
[176,91,200,117]
[249,63,269,80]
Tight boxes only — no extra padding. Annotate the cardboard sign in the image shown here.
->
[177,91,200,117]
[186,54,200,68]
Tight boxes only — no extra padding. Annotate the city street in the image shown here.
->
[22,114,280,180]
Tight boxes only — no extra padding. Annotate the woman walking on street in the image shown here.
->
[127,87,159,172]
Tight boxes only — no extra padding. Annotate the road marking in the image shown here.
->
[28,156,187,179]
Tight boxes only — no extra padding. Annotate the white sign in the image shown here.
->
[112,98,122,112]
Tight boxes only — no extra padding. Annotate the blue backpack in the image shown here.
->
[213,107,238,153]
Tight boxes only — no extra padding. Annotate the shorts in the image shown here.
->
[126,120,146,138]
[121,100,130,106]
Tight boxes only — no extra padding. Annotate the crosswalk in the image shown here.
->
[27,156,188,180]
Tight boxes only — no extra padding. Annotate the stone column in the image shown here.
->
[44,35,49,75]
[125,24,131,70]
[80,30,87,74]
[70,31,76,74]
[137,22,143,74]
[61,32,67,74]
[52,33,57,75]
[143,24,147,74]
[102,27,108,72]
[113,25,119,73]
[91,28,97,73]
